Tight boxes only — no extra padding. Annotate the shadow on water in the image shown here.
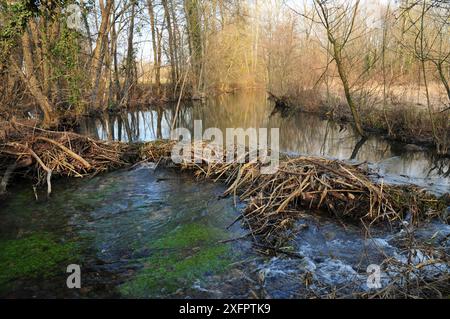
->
[79,91,450,195]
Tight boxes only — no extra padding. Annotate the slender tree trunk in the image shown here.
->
[435,62,450,103]
[419,0,440,151]
[184,0,203,87]
[382,6,392,135]
[253,0,260,73]
[80,0,94,55]
[162,0,177,94]
[13,30,56,126]
[332,43,365,136]
[147,0,161,96]
[90,0,113,107]
[315,0,364,136]
[111,15,121,103]
[170,0,181,81]
[121,0,137,106]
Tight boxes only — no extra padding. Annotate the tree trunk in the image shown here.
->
[435,62,450,103]
[111,15,121,103]
[332,42,364,136]
[90,0,113,107]
[147,0,161,96]
[162,0,177,95]
[121,0,137,106]
[13,30,56,127]
[184,0,203,86]
[170,0,181,81]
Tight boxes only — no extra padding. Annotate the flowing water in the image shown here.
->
[0,91,448,298]
[0,167,258,298]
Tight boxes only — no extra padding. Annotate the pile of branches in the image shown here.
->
[0,123,179,196]
[151,144,447,246]
[0,122,135,196]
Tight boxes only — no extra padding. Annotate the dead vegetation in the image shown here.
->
[171,146,446,247]
[0,121,135,196]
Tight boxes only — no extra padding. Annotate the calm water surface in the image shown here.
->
[79,91,449,195]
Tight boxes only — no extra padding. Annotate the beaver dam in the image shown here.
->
[2,0,450,301]
[0,121,449,299]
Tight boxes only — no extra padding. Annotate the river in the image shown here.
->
[0,91,448,298]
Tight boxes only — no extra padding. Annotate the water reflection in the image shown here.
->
[78,91,449,195]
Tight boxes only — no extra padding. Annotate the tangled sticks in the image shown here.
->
[0,123,134,196]
[0,125,446,244]
[169,148,446,245]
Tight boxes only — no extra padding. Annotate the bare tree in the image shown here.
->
[147,0,162,96]
[90,0,113,107]
[313,0,365,136]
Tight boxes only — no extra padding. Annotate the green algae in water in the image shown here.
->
[0,233,79,289]
[120,223,234,298]
[152,223,224,249]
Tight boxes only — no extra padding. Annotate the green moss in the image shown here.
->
[0,233,79,288]
[120,245,231,297]
[152,223,223,249]
[120,223,233,298]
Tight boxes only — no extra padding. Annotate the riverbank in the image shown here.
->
[269,91,450,156]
